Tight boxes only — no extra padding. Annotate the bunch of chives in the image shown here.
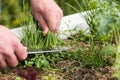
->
[21,14,59,51]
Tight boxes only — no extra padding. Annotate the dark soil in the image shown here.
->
[0,63,118,80]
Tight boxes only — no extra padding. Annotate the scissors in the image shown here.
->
[27,46,71,54]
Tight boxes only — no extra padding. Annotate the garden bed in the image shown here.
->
[1,0,120,80]
[0,11,118,80]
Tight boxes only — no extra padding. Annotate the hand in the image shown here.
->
[30,0,63,36]
[0,25,27,69]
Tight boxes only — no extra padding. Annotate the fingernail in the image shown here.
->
[43,30,48,36]
[24,47,27,50]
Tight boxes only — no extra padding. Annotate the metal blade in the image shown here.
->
[27,46,71,54]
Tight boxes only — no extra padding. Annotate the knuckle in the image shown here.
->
[3,50,11,56]
[14,40,21,47]
[57,9,63,16]
[14,42,20,48]
[14,42,23,50]
[60,9,63,15]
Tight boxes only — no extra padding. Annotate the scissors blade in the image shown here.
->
[27,46,71,54]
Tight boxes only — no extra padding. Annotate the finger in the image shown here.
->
[14,43,27,61]
[43,12,55,33]
[44,12,63,34]
[0,54,7,69]
[4,52,18,67]
[34,12,49,36]
[54,14,63,33]
[47,15,58,34]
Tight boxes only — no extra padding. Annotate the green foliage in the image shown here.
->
[55,0,81,15]
[66,0,97,13]
[0,0,28,28]
[65,0,120,70]
[20,11,67,70]
[90,1,120,78]
[99,44,116,55]
[112,21,120,79]
[1,0,120,79]
[24,54,50,69]
[21,14,59,51]
[20,51,70,70]
[67,0,120,41]
[84,0,120,41]
[68,0,120,79]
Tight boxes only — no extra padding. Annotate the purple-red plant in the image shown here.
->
[18,67,39,80]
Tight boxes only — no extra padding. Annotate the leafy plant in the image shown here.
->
[18,67,38,80]
[85,0,120,40]
[24,54,50,69]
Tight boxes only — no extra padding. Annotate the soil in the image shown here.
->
[0,62,118,80]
